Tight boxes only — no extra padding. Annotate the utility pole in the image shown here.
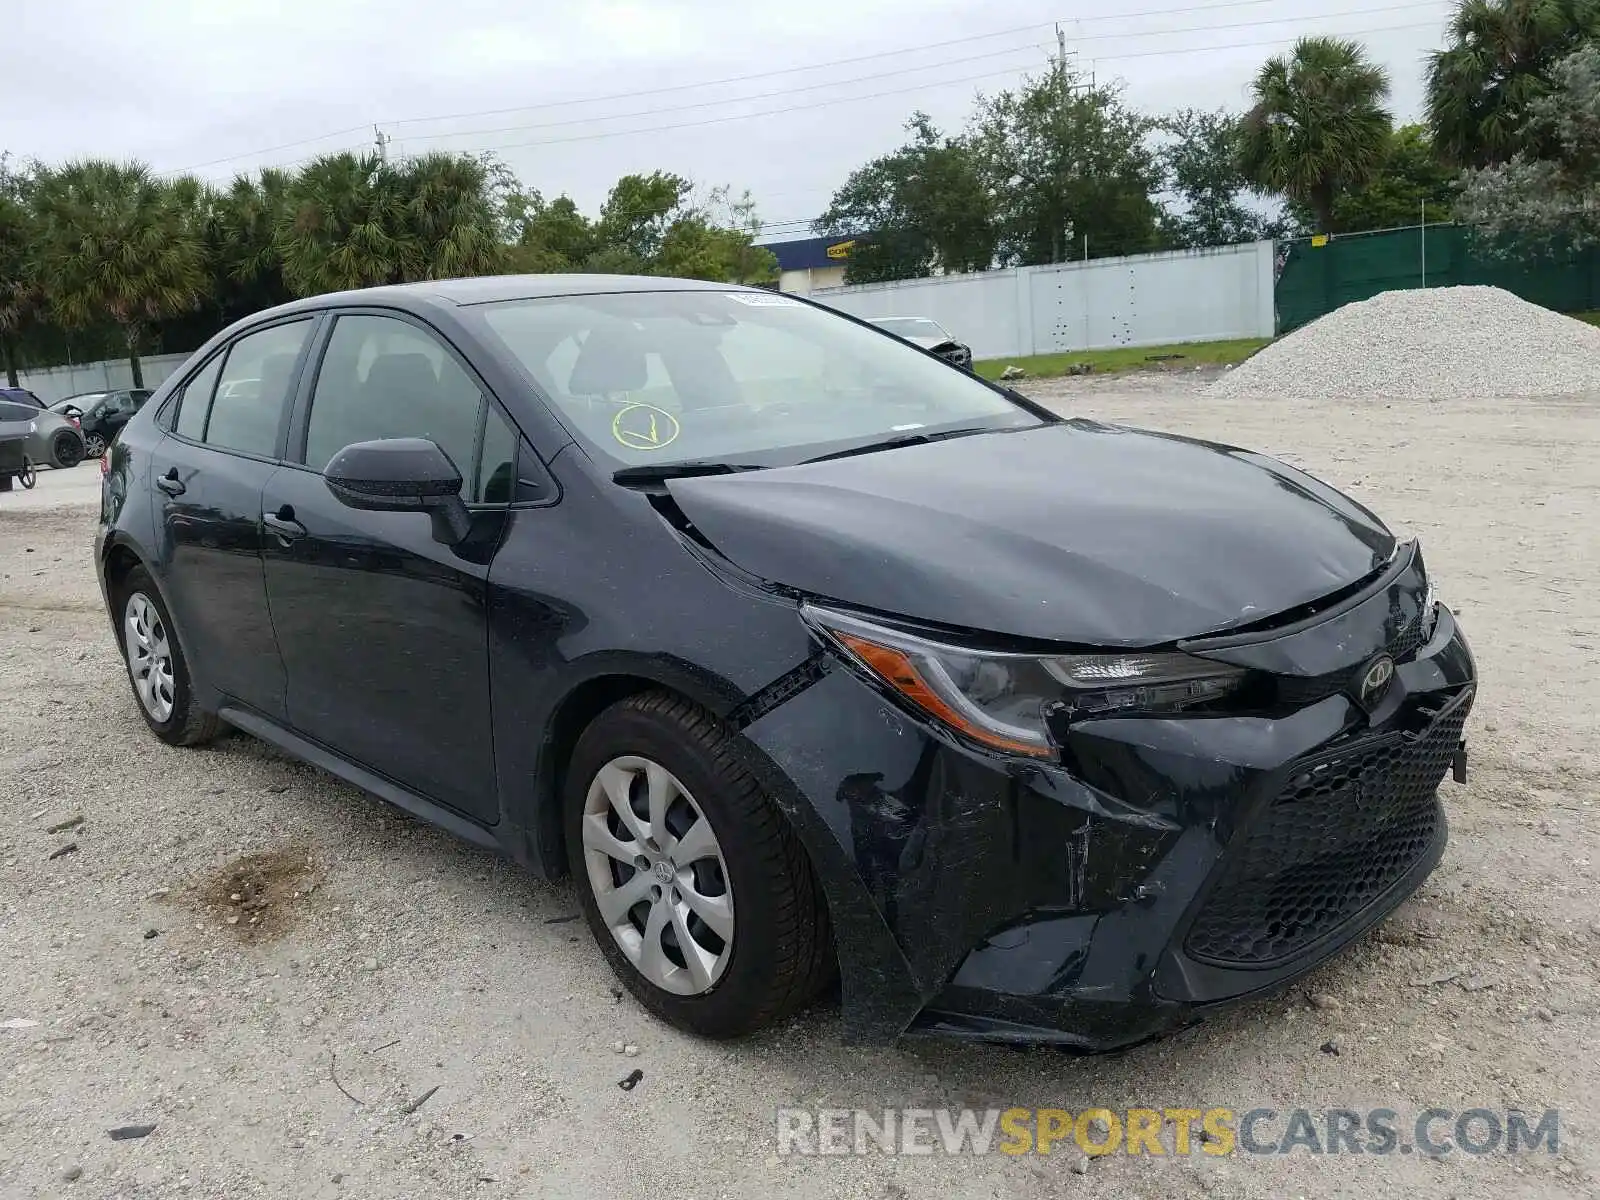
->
[374,125,391,164]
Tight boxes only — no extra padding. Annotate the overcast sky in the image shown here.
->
[4,0,1452,238]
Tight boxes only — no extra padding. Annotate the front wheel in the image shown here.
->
[83,431,107,458]
[565,692,833,1038]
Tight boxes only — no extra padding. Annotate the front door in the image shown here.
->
[148,317,316,721]
[260,311,518,824]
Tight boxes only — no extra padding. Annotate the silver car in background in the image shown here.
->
[0,397,86,488]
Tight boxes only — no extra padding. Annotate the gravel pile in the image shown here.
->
[1211,285,1600,401]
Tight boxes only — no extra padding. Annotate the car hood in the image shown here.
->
[665,420,1397,646]
[904,335,959,351]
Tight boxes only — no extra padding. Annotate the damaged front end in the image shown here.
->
[736,539,1475,1049]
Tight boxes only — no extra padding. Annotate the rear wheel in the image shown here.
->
[83,431,107,458]
[116,567,220,746]
[565,692,833,1037]
[50,429,83,469]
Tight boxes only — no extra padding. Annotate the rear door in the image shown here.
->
[148,317,317,721]
[260,310,515,822]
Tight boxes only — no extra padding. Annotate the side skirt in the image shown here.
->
[218,704,504,854]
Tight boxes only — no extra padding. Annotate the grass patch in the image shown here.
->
[1571,311,1600,327]
[973,337,1271,381]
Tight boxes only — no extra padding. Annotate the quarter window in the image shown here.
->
[173,355,222,441]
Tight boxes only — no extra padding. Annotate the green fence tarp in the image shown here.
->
[1274,224,1600,334]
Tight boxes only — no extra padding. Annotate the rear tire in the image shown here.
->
[564,691,833,1038]
[50,429,83,469]
[115,566,221,746]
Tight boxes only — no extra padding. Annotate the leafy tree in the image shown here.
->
[655,188,779,284]
[512,194,600,270]
[203,168,293,327]
[1158,108,1283,248]
[817,112,996,282]
[599,172,693,265]
[1456,42,1600,251]
[30,160,209,385]
[972,61,1164,264]
[1426,0,1600,168]
[1239,36,1394,235]
[1287,124,1460,232]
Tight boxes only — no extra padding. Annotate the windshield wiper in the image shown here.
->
[798,425,994,466]
[612,460,767,485]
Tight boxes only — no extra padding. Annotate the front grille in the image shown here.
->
[1275,605,1432,706]
[1184,688,1471,967]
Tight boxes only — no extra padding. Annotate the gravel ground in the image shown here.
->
[1210,286,1600,402]
[2,376,1598,1199]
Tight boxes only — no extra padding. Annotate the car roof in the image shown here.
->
[256,274,762,321]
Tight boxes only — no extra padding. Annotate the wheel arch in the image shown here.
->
[525,660,742,878]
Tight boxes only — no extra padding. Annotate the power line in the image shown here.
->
[397,0,1442,150]
[462,19,1446,156]
[156,0,1415,176]
[387,0,1290,129]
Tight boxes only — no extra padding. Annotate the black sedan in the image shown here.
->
[867,316,973,370]
[49,388,153,457]
[95,275,1474,1048]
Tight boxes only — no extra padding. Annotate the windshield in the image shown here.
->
[475,291,1032,468]
[871,317,949,340]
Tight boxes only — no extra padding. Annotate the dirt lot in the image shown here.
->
[2,374,1598,1199]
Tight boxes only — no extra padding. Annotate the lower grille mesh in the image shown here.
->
[1184,690,1471,967]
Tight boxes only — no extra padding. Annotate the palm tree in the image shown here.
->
[30,161,209,386]
[395,153,504,281]
[1239,37,1394,235]
[0,164,40,388]
[206,168,294,319]
[1427,0,1600,168]
[274,152,411,296]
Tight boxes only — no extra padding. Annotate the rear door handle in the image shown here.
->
[156,468,185,497]
[263,507,306,542]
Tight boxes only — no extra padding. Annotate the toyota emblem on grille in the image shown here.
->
[1356,655,1396,710]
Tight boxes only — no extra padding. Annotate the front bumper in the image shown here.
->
[742,551,1476,1049]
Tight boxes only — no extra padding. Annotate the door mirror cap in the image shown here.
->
[323,437,470,545]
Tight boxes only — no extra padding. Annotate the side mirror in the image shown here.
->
[323,437,472,546]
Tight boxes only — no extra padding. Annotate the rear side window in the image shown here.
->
[205,320,312,457]
[174,355,222,441]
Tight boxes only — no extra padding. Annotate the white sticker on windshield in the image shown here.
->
[727,292,802,307]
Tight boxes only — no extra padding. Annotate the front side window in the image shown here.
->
[303,314,509,503]
[474,290,1032,470]
[205,320,313,457]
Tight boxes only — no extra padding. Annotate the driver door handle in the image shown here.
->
[155,468,185,497]
[263,506,306,542]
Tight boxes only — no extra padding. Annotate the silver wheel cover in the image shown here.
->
[582,755,735,996]
[124,592,175,723]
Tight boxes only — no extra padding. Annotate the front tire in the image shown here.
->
[565,692,833,1038]
[115,567,220,746]
[83,431,107,458]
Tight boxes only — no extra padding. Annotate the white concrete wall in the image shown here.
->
[14,353,191,404]
[812,241,1276,360]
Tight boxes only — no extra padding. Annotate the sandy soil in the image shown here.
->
[1,373,1596,1199]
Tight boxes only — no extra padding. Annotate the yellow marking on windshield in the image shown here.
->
[612,403,681,452]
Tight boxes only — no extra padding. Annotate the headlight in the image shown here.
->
[803,605,1247,758]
